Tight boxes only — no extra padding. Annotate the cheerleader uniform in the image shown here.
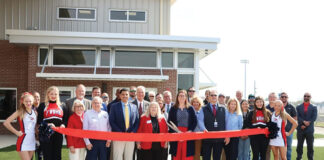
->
[16,110,37,151]
[269,113,287,147]
[37,101,67,160]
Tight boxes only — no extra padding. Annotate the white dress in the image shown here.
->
[269,113,285,147]
[16,110,37,151]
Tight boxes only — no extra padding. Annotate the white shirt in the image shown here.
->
[83,109,111,145]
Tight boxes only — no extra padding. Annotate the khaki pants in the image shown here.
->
[113,141,135,160]
[194,140,202,160]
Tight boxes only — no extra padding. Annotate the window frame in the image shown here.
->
[38,47,50,66]
[161,51,174,69]
[0,88,17,121]
[114,49,158,69]
[57,7,97,21]
[108,9,147,23]
[177,52,195,69]
[51,46,97,67]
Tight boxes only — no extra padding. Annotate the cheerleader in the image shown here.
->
[37,86,67,160]
[4,92,37,160]
[269,100,297,160]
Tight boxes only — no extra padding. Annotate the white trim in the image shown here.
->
[194,51,200,94]
[57,7,97,21]
[114,50,158,68]
[108,9,147,23]
[0,88,17,121]
[36,73,169,81]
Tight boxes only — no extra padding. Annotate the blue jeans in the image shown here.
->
[238,137,250,160]
[286,132,293,160]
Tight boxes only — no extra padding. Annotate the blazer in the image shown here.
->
[132,99,150,117]
[66,113,86,148]
[65,97,91,118]
[109,101,139,133]
[137,115,168,150]
[296,103,317,133]
[168,106,197,157]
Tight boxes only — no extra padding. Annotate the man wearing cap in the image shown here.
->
[218,93,226,107]
[129,86,137,102]
[248,94,255,111]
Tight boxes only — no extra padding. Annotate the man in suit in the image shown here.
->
[129,86,137,102]
[107,88,121,113]
[163,90,174,113]
[65,84,91,118]
[131,86,149,160]
[201,90,229,160]
[109,88,139,160]
[187,87,195,102]
[296,92,317,160]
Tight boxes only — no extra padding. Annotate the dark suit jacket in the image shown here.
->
[64,97,91,118]
[168,106,197,157]
[296,103,317,133]
[164,102,174,114]
[109,101,139,133]
[132,99,149,117]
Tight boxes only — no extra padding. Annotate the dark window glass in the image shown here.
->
[39,49,48,65]
[85,91,92,100]
[101,50,110,66]
[178,74,194,91]
[78,9,95,19]
[128,11,146,21]
[178,52,194,68]
[53,49,95,66]
[0,89,16,120]
[110,10,127,20]
[59,91,72,103]
[162,52,173,68]
[59,8,77,19]
[115,50,156,67]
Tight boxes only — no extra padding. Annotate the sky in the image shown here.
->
[171,0,324,102]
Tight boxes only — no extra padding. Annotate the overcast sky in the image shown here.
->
[171,0,324,102]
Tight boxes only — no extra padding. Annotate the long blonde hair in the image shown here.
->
[274,100,287,121]
[190,95,203,111]
[45,86,61,106]
[226,98,242,115]
[18,93,34,119]
[144,102,164,119]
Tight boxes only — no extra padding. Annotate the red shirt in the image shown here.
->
[137,115,168,150]
[255,110,265,123]
[67,113,86,148]
[304,102,310,113]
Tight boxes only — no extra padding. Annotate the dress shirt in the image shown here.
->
[194,108,206,132]
[83,109,111,145]
[225,110,243,130]
[165,103,172,113]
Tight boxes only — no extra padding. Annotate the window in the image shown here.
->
[109,10,146,22]
[39,48,49,65]
[178,52,194,68]
[57,87,92,102]
[0,88,17,120]
[101,50,110,67]
[115,50,156,67]
[162,52,173,68]
[53,49,96,66]
[58,8,96,20]
[178,74,194,91]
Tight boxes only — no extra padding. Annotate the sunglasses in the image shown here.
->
[210,94,217,97]
[280,96,288,98]
[130,90,136,92]
[149,96,155,98]
[188,90,195,92]
[304,95,311,98]
[102,96,108,99]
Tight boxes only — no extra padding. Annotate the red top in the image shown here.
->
[255,110,265,123]
[304,102,310,113]
[137,115,168,150]
[44,102,63,119]
[67,113,86,148]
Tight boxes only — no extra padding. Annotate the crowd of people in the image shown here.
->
[3,84,318,160]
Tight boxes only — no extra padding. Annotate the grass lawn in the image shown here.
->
[292,131,324,139]
[0,145,323,160]
[315,121,324,128]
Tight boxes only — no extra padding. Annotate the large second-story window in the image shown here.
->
[178,52,194,68]
[53,49,96,66]
[115,50,156,67]
[101,50,110,67]
[109,10,146,22]
[58,8,96,20]
[162,52,174,68]
[178,74,194,91]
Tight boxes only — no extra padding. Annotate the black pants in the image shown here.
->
[250,135,269,160]
[224,137,239,160]
[161,147,168,160]
[35,143,43,160]
[41,132,63,160]
[142,146,163,160]
[296,131,314,160]
[202,141,224,160]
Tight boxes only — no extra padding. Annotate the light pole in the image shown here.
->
[240,59,249,99]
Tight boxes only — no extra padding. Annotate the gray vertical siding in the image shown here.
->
[0,0,171,40]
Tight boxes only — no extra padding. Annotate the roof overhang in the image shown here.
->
[199,82,217,90]
[6,29,219,53]
[36,73,169,81]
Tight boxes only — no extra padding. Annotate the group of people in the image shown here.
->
[3,84,318,160]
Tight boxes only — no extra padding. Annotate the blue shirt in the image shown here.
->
[121,101,131,122]
[225,110,243,130]
[194,107,206,132]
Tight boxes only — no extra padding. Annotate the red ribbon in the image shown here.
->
[53,128,269,142]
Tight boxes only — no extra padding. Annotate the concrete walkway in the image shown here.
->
[1,127,324,149]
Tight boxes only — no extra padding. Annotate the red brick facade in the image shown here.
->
[0,40,178,134]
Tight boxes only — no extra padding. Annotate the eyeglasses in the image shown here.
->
[304,95,311,98]
[102,96,108,99]
[210,94,217,97]
[188,90,195,92]
[130,90,136,92]
[149,96,155,98]
[280,96,288,98]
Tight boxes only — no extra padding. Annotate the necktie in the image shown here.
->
[139,102,143,116]
[125,103,129,129]
[212,104,216,117]
[167,104,170,113]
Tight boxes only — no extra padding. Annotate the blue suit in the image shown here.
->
[109,101,139,133]
[296,103,317,160]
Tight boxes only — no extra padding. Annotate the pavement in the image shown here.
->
[1,127,324,149]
